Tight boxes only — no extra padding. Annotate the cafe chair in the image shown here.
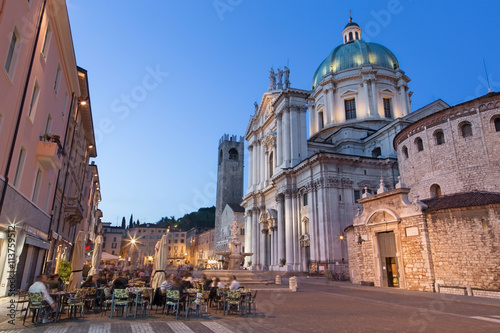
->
[110,289,132,318]
[16,289,30,316]
[101,287,113,317]
[23,292,49,326]
[163,290,182,319]
[224,290,242,316]
[82,287,97,312]
[245,290,258,315]
[135,288,153,317]
[67,289,86,320]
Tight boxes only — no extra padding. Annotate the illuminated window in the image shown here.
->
[345,99,356,120]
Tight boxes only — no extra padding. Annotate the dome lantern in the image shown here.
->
[342,14,362,44]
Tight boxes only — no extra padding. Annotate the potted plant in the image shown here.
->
[280,258,286,267]
[247,260,252,267]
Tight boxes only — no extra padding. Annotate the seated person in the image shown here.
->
[181,271,193,289]
[201,274,212,291]
[229,275,240,290]
[28,275,57,323]
[112,272,129,289]
[160,274,175,294]
[46,274,63,291]
[81,275,98,288]
[96,273,108,287]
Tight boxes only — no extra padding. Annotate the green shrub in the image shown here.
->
[58,260,71,282]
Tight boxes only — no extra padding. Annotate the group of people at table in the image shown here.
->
[26,270,243,324]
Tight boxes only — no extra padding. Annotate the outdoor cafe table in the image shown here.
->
[127,288,153,319]
[48,291,69,323]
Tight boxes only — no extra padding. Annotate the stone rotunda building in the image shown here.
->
[241,18,447,272]
[346,92,500,292]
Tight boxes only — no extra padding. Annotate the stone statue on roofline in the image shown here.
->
[283,66,290,89]
[276,68,283,89]
[269,67,276,91]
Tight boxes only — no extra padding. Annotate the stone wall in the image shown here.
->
[399,215,434,292]
[426,206,500,290]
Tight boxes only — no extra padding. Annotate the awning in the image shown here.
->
[25,235,50,250]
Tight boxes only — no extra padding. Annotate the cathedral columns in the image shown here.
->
[324,86,333,125]
[292,191,300,270]
[251,207,259,265]
[316,182,327,262]
[244,210,252,259]
[371,80,378,117]
[282,108,290,168]
[284,191,294,269]
[363,80,370,117]
[290,106,299,166]
[307,188,317,263]
[277,194,285,265]
[247,145,253,189]
[259,215,267,267]
[276,113,283,167]
[307,100,316,135]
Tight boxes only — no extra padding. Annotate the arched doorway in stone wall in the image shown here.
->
[367,210,403,288]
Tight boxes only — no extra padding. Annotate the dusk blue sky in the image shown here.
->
[67,1,500,226]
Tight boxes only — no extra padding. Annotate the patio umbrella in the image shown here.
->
[88,234,102,276]
[67,230,85,292]
[150,234,168,290]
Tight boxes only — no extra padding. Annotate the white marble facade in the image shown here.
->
[241,19,440,272]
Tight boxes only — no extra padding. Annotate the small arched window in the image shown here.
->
[349,31,353,41]
[434,130,445,145]
[355,31,359,40]
[218,149,223,165]
[461,122,473,138]
[415,137,424,152]
[402,146,408,159]
[430,184,442,198]
[229,148,238,160]
[494,117,500,132]
[372,147,381,158]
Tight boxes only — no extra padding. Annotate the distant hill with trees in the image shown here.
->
[156,206,215,231]
[120,206,215,231]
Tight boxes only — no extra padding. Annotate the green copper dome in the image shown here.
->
[312,40,400,89]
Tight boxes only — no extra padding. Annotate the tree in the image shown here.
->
[129,214,133,228]
[121,217,126,229]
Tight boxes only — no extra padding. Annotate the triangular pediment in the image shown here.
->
[340,89,358,97]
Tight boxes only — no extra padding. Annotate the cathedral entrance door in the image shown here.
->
[377,231,399,287]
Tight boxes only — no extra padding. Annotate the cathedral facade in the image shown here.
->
[240,19,444,272]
